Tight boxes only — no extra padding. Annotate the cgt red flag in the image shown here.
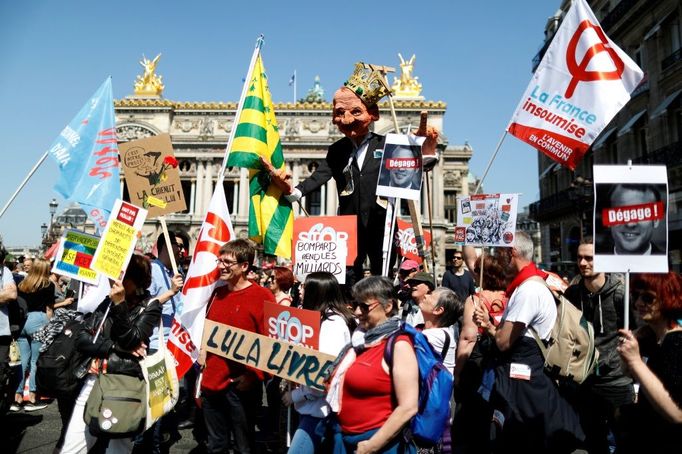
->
[167,183,234,378]
[395,219,431,263]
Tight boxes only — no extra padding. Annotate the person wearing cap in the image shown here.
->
[441,251,476,302]
[403,271,435,327]
[265,63,438,284]
[395,259,419,301]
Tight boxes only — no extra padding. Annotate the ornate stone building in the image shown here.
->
[529,0,682,272]
[114,55,474,272]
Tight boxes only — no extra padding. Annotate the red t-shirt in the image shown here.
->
[201,283,275,392]
[338,334,412,434]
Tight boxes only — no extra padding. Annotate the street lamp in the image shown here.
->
[49,198,59,227]
[41,223,48,238]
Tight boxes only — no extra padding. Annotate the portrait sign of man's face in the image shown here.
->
[609,185,660,254]
[388,146,419,188]
[332,88,378,140]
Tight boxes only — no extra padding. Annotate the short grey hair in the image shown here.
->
[433,287,463,328]
[352,276,398,316]
[513,231,534,261]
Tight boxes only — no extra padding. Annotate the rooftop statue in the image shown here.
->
[391,53,423,99]
[300,75,326,103]
[134,54,165,97]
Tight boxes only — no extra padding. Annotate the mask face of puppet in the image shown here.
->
[332,88,378,141]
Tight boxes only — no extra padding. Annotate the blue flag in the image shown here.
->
[47,78,121,231]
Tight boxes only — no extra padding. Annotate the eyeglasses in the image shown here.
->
[353,300,381,313]
[632,291,657,305]
[216,258,240,267]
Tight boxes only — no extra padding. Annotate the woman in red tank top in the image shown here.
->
[327,276,418,454]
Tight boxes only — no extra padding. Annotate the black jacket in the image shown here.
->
[77,296,162,379]
[565,274,635,383]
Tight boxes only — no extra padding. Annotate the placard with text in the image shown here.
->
[51,229,101,285]
[263,302,321,349]
[455,193,519,247]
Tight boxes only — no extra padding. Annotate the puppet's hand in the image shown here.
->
[260,157,293,194]
[414,111,440,171]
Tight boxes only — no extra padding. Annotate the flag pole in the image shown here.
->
[474,131,508,194]
[218,35,264,182]
[293,70,297,104]
[0,151,49,219]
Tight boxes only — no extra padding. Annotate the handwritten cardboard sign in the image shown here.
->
[51,229,101,285]
[119,134,186,218]
[455,193,519,247]
[202,320,335,391]
[91,199,148,280]
[263,302,321,349]
[292,216,357,284]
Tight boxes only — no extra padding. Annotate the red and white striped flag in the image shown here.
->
[167,183,234,378]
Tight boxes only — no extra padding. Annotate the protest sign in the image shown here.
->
[263,302,320,349]
[507,0,643,170]
[52,229,100,285]
[376,134,425,201]
[395,219,432,264]
[91,199,148,280]
[202,320,335,391]
[455,193,519,247]
[119,134,186,218]
[292,216,357,284]
[593,165,668,273]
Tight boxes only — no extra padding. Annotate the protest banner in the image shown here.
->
[292,216,357,284]
[455,193,519,247]
[51,229,100,285]
[202,320,335,391]
[395,219,432,264]
[119,134,186,218]
[376,134,425,201]
[593,165,668,273]
[506,0,644,170]
[91,199,148,280]
[263,302,321,349]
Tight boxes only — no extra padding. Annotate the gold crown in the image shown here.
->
[344,62,392,106]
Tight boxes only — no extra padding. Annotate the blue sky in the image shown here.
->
[0,0,561,247]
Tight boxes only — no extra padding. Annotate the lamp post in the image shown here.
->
[49,198,58,229]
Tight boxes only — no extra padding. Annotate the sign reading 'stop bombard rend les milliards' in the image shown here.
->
[593,165,668,273]
[507,0,644,170]
[455,194,519,247]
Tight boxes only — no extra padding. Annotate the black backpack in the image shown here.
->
[36,318,87,397]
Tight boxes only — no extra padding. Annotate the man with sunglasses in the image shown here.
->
[563,237,635,454]
[441,251,476,302]
[200,239,275,454]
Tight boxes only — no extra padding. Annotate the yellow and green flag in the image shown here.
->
[227,54,293,258]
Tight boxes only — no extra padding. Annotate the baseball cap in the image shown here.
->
[399,259,419,272]
[407,271,435,289]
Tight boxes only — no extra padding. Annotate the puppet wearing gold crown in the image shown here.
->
[264,61,438,282]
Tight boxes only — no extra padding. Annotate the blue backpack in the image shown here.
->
[384,322,454,446]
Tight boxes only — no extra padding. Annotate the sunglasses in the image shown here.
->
[632,291,657,305]
[453,256,463,261]
[353,300,381,313]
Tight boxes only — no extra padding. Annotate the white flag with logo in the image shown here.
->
[167,183,234,378]
[507,0,644,170]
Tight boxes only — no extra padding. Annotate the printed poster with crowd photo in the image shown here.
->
[455,194,519,247]
[593,165,668,273]
[376,134,425,201]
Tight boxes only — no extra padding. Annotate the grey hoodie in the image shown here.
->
[565,273,635,384]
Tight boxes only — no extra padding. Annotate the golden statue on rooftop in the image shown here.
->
[391,53,423,99]
[134,54,165,97]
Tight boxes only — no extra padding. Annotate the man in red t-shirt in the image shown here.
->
[200,239,275,454]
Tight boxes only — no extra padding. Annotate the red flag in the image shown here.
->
[395,219,432,263]
[167,183,234,378]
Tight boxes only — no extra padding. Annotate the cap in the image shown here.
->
[399,259,419,271]
[407,271,435,289]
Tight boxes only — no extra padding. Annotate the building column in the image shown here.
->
[327,179,338,215]
[203,161,214,214]
[195,160,205,216]
[190,180,196,214]
[239,168,249,219]
[233,179,239,214]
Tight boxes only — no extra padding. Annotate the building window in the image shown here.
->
[636,125,648,158]
[181,180,191,213]
[223,181,236,213]
[305,188,322,215]
[444,191,457,224]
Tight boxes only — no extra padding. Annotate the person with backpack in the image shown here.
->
[477,232,583,453]
[563,238,635,454]
[12,257,56,412]
[280,272,355,453]
[60,254,183,454]
[326,276,419,453]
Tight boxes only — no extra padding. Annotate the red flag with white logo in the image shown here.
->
[507,0,644,170]
[167,183,234,378]
[395,219,431,263]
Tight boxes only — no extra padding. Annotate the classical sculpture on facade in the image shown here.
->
[300,75,326,103]
[391,53,423,99]
[134,54,165,97]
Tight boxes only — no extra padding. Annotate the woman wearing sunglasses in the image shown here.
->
[281,272,355,453]
[326,276,418,454]
[618,272,682,452]
[267,266,295,307]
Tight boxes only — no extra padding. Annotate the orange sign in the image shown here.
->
[263,302,321,349]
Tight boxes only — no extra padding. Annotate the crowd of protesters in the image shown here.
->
[1,230,681,454]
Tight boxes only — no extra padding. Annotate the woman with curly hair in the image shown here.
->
[11,258,56,412]
[618,272,682,452]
